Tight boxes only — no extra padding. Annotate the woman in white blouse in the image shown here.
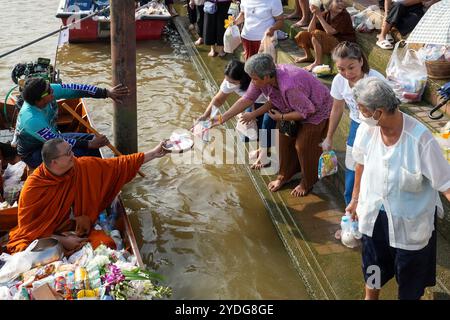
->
[346,77,450,300]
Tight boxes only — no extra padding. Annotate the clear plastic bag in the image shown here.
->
[236,112,258,141]
[258,33,277,62]
[223,25,241,54]
[318,150,338,179]
[386,41,428,103]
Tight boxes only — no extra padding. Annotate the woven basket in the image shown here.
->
[425,60,450,80]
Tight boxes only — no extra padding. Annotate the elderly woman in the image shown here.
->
[233,0,284,61]
[346,77,450,300]
[214,53,332,196]
[294,0,356,71]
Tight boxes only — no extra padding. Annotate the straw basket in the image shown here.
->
[425,60,450,80]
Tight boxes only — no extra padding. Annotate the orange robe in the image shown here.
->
[7,153,144,253]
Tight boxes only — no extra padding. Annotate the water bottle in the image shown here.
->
[340,215,351,234]
[98,212,111,233]
[351,220,362,240]
[110,230,123,250]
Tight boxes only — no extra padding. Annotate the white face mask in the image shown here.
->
[359,111,380,127]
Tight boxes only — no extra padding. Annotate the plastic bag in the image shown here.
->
[258,33,277,62]
[223,25,241,53]
[318,150,338,179]
[236,112,258,141]
[0,247,34,284]
[386,41,428,103]
[353,5,382,31]
[193,106,220,142]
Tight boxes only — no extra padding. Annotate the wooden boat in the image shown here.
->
[55,0,171,43]
[0,98,144,268]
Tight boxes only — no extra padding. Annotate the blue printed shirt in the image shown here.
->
[15,83,108,156]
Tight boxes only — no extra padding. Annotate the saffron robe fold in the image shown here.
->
[7,153,144,253]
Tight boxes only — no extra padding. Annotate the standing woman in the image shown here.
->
[203,0,232,57]
[321,42,385,205]
[189,0,206,45]
[346,77,450,300]
[233,0,284,61]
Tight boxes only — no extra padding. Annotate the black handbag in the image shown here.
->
[279,119,300,137]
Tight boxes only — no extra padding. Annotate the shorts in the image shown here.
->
[361,209,437,300]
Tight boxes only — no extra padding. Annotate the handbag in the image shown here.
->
[204,1,217,14]
[279,119,300,137]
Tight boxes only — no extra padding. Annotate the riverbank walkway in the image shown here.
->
[172,0,450,300]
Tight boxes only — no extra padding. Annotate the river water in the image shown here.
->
[0,0,309,299]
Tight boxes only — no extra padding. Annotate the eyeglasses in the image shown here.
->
[54,144,73,159]
[40,83,53,99]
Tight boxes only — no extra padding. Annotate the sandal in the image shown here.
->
[376,39,393,50]
[386,33,395,44]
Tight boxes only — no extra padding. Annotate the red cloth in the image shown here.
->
[7,153,144,253]
[242,38,261,61]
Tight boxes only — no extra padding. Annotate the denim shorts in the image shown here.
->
[361,209,437,300]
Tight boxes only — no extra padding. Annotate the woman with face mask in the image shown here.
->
[346,77,450,300]
[321,42,385,205]
[196,59,276,168]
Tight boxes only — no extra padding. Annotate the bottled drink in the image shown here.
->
[98,212,111,233]
[340,215,351,234]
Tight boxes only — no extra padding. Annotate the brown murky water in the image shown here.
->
[0,0,310,299]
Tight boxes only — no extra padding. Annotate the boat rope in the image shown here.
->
[0,5,111,59]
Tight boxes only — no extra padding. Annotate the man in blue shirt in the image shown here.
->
[15,78,129,168]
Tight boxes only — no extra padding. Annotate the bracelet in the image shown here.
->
[281,113,284,121]
[352,197,359,202]
[218,114,223,125]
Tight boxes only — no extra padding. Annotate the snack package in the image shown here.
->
[318,150,338,179]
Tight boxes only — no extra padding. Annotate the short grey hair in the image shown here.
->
[352,77,401,113]
[244,53,277,79]
[41,138,65,167]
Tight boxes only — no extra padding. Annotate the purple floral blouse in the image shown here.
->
[244,64,332,125]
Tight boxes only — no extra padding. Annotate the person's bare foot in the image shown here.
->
[250,152,271,170]
[303,62,318,72]
[194,37,203,46]
[293,19,310,28]
[290,183,312,197]
[217,50,226,57]
[294,56,314,63]
[268,178,285,192]
[285,12,300,19]
[208,48,217,57]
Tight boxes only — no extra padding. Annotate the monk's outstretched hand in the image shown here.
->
[74,215,91,236]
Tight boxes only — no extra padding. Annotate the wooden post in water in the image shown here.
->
[110,0,137,154]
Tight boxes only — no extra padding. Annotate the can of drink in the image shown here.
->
[54,276,66,294]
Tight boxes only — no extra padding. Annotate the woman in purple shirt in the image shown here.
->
[215,53,332,196]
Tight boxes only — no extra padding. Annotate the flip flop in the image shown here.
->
[376,39,393,50]
[386,34,395,44]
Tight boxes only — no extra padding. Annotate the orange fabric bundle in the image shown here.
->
[7,153,144,253]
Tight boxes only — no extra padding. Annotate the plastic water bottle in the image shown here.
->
[351,220,362,240]
[110,230,123,250]
[340,215,351,234]
[98,212,111,233]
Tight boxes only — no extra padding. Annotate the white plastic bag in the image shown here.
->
[236,112,258,141]
[258,33,278,62]
[0,244,35,284]
[353,5,382,31]
[223,25,241,53]
[386,41,428,103]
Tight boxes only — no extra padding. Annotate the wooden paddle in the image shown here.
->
[61,102,146,178]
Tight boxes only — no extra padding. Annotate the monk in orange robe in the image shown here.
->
[7,138,168,254]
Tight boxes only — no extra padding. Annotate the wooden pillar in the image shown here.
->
[110,0,137,154]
